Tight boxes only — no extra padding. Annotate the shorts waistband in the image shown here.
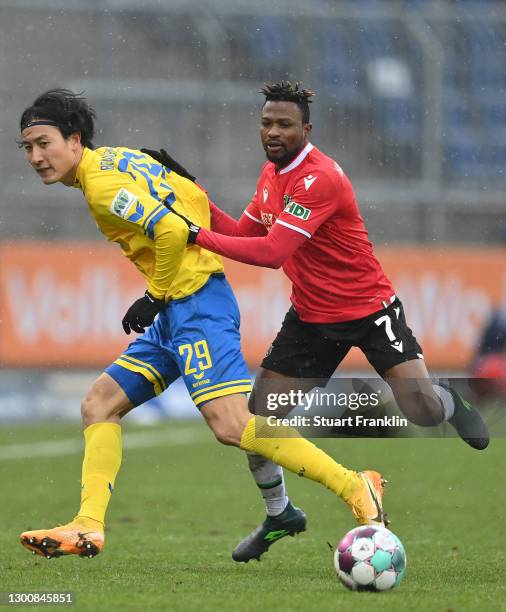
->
[382,294,397,309]
[170,272,226,303]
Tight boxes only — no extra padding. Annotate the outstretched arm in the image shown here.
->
[197,168,347,270]
[209,201,267,237]
[139,147,265,238]
[196,222,307,269]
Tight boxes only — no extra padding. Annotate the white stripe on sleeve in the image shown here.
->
[275,219,312,238]
[244,210,263,224]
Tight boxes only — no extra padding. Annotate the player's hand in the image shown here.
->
[122,291,165,335]
[170,209,201,244]
[141,148,196,182]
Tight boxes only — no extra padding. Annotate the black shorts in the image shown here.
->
[261,298,423,380]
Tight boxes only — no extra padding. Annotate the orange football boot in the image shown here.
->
[20,521,104,559]
[344,470,389,527]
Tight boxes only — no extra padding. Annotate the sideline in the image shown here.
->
[0,427,208,461]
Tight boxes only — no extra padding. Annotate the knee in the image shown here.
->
[202,395,252,447]
[208,418,243,447]
[81,388,102,429]
[81,378,117,428]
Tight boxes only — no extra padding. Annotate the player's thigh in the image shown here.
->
[104,331,181,416]
[360,302,442,425]
[167,274,252,410]
[256,307,349,416]
[359,298,424,377]
[81,372,132,427]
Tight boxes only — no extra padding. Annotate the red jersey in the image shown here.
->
[243,143,395,323]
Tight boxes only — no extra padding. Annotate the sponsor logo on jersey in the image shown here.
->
[192,378,211,388]
[110,188,138,219]
[303,174,317,191]
[283,195,311,221]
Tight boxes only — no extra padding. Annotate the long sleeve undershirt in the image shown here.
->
[209,201,266,237]
[148,215,189,298]
[197,219,307,269]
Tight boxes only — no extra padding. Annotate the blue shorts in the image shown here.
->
[106,274,252,408]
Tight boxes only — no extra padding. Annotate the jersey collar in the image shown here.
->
[73,147,92,189]
[278,142,314,175]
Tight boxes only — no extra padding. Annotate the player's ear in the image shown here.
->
[304,122,313,138]
[68,131,83,150]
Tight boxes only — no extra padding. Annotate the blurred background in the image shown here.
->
[0,0,505,424]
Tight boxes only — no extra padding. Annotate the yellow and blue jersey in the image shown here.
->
[75,146,251,407]
[73,146,223,300]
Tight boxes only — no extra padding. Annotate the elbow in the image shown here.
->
[266,255,285,269]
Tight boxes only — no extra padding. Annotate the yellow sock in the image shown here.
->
[74,423,122,528]
[240,416,360,498]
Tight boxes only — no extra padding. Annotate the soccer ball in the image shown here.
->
[334,525,406,591]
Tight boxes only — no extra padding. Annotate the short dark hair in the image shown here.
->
[20,89,97,149]
[260,81,315,124]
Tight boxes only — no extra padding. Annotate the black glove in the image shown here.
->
[122,291,165,335]
[170,209,201,244]
[141,148,196,182]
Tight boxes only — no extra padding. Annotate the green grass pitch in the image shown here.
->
[1,421,505,611]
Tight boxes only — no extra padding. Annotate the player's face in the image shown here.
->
[260,101,312,168]
[21,124,83,186]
